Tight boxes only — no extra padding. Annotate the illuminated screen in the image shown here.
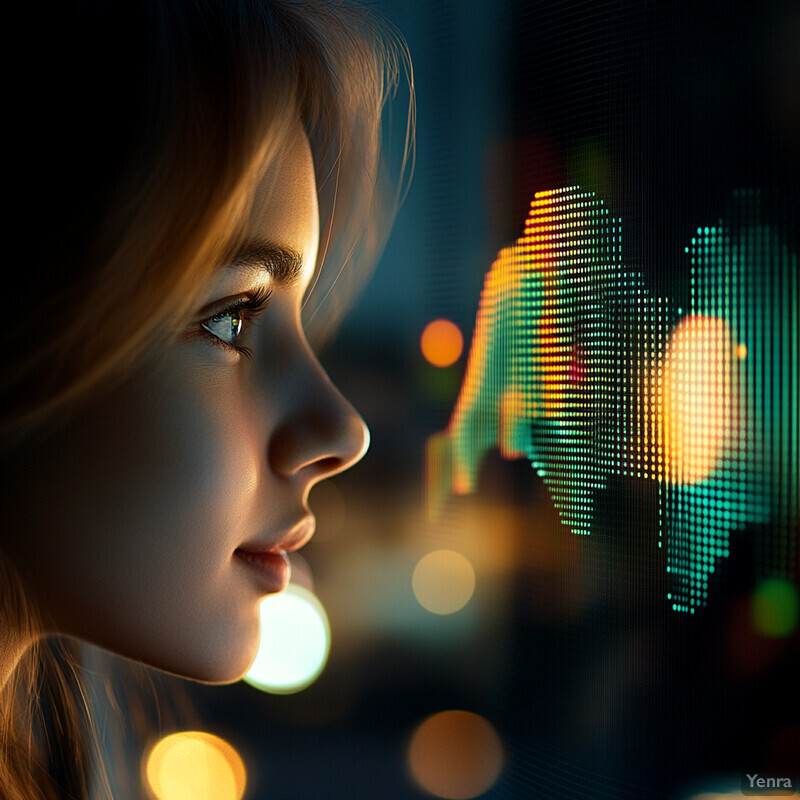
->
[403,0,800,798]
[429,186,797,615]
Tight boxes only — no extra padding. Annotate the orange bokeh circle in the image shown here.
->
[421,319,464,367]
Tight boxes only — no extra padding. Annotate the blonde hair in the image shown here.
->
[0,1,413,796]
[1,0,413,439]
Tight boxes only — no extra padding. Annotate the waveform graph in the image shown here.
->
[517,188,620,537]
[658,193,798,611]
[654,312,742,612]
[434,188,626,535]
[426,187,797,611]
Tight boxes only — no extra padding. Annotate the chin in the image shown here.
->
[143,646,256,686]
[114,623,260,686]
[137,653,255,686]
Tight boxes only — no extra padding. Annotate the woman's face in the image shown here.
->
[3,128,368,683]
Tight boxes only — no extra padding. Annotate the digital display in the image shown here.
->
[429,187,797,615]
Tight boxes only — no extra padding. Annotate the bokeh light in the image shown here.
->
[408,710,503,799]
[421,319,464,367]
[244,584,331,694]
[660,314,734,484]
[412,549,476,614]
[144,731,246,800]
[751,578,799,637]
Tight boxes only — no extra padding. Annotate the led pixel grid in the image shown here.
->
[427,187,797,612]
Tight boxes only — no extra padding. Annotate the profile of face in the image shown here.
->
[2,124,369,683]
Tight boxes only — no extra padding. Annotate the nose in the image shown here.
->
[267,346,370,481]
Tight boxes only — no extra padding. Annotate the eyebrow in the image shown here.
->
[224,239,305,286]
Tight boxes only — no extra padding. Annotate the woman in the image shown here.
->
[0,1,412,797]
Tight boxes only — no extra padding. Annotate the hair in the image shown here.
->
[0,1,413,797]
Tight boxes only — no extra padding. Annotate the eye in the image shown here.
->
[202,311,244,345]
[196,286,272,357]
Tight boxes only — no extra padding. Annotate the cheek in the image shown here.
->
[132,376,263,550]
[4,362,269,681]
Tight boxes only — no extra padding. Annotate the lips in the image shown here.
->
[233,515,315,594]
[234,514,316,558]
[234,548,291,593]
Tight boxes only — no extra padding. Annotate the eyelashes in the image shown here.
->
[197,285,273,359]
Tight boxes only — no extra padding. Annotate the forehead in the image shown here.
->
[245,125,319,281]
